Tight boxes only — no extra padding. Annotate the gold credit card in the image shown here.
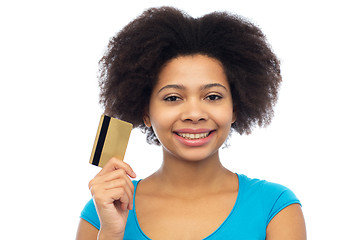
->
[89,114,133,168]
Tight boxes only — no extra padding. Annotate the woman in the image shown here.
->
[77,7,306,240]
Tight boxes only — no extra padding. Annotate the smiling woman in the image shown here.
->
[144,55,235,162]
[76,6,306,240]
[97,7,282,145]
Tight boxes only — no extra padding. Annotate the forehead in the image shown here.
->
[155,54,229,90]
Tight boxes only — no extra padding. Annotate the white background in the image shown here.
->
[1,0,355,239]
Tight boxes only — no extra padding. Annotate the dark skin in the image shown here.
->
[134,166,238,239]
[76,55,306,240]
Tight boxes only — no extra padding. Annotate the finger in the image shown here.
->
[104,178,134,197]
[91,177,134,208]
[96,157,136,178]
[103,178,134,210]
[115,181,134,211]
[102,170,135,194]
[91,169,135,194]
[94,187,131,210]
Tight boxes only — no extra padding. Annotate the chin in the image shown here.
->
[173,148,220,163]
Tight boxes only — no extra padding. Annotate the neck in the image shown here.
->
[152,149,231,196]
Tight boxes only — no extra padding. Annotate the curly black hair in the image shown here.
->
[98,7,282,145]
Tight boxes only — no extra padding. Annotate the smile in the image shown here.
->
[176,132,210,140]
[174,130,216,147]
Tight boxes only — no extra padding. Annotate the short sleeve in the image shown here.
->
[264,183,301,225]
[80,198,100,230]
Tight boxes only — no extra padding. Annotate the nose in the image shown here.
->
[180,99,208,123]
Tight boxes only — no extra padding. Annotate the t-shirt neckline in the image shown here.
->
[132,173,242,240]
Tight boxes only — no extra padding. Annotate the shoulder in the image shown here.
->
[237,174,306,239]
[80,198,100,230]
[239,173,295,194]
[266,203,306,240]
[239,174,299,199]
[238,174,301,223]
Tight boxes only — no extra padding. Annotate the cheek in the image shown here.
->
[149,107,176,132]
[213,105,235,125]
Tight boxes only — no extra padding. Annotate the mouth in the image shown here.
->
[174,130,215,140]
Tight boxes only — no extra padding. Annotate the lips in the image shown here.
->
[173,128,215,146]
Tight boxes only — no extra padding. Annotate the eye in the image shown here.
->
[164,95,181,102]
[205,94,222,101]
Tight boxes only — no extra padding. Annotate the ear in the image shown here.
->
[143,114,151,127]
[231,108,237,124]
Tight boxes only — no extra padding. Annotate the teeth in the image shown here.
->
[177,132,209,140]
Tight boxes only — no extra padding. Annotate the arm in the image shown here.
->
[76,158,136,240]
[76,219,98,240]
[76,219,121,240]
[266,203,306,240]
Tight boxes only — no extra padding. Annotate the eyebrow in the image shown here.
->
[157,83,227,93]
[157,84,185,93]
[200,83,227,91]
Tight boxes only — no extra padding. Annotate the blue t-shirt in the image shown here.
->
[80,174,300,239]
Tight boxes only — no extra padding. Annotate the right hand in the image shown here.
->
[88,157,136,239]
